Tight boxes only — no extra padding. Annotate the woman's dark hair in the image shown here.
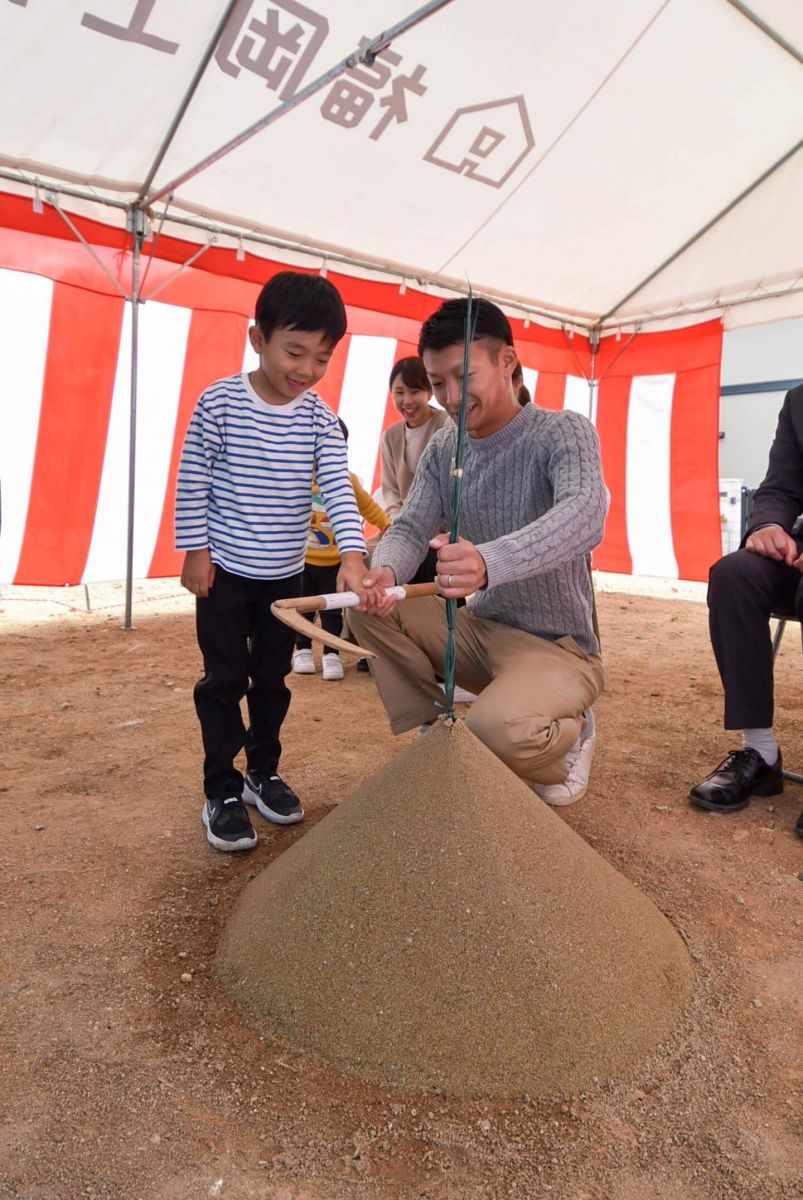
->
[388,356,431,392]
[255,271,347,345]
[512,361,532,406]
[418,297,514,356]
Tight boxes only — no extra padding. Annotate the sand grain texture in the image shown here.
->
[218,719,694,1096]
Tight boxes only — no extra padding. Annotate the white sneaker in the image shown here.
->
[321,653,345,681]
[532,733,596,807]
[292,648,316,674]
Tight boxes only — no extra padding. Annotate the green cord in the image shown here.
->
[442,292,477,718]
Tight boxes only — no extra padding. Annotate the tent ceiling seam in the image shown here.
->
[433,0,673,277]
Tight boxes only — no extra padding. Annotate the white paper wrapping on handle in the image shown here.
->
[321,586,406,611]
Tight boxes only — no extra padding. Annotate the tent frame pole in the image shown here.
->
[589,328,600,424]
[598,137,803,325]
[724,0,803,66]
[124,204,146,631]
[136,0,241,203]
[146,0,456,207]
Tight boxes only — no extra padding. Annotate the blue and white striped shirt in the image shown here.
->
[175,373,366,579]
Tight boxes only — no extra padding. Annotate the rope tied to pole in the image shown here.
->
[441,290,478,719]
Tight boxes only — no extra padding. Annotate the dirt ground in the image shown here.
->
[0,583,801,1200]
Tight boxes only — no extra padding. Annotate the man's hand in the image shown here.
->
[430,533,487,598]
[351,562,398,617]
[336,551,395,614]
[745,524,798,566]
[180,548,216,598]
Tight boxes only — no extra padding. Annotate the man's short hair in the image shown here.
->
[255,271,347,345]
[418,297,514,356]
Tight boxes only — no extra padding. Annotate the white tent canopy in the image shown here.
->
[1,0,802,331]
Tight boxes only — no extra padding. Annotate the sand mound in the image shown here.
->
[217,720,693,1097]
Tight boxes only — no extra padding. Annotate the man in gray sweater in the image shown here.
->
[351,298,607,804]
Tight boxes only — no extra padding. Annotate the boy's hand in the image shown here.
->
[181,549,216,598]
[335,551,373,607]
[339,556,398,617]
[430,533,487,597]
[361,564,399,616]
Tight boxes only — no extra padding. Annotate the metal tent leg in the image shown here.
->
[124,206,146,631]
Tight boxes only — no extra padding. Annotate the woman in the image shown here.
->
[379,356,449,583]
[381,357,449,518]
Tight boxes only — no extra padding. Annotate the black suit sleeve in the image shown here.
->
[745,387,803,538]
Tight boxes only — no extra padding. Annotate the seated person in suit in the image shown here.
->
[689,382,803,838]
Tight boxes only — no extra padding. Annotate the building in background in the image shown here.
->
[718,316,803,553]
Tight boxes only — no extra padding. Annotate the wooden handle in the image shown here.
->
[401,583,439,599]
[273,581,439,615]
[273,595,327,612]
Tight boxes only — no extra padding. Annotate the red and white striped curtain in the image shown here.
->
[0,193,723,586]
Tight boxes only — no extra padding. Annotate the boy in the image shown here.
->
[176,271,373,852]
[292,417,389,680]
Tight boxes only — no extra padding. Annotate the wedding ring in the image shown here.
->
[447,575,453,587]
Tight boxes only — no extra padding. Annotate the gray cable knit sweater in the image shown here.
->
[372,403,607,655]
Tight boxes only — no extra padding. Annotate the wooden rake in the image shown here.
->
[271,582,439,657]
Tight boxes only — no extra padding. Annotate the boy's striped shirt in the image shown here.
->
[175,373,365,579]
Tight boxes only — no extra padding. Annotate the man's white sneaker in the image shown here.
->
[292,648,316,674]
[532,733,596,807]
[321,653,345,681]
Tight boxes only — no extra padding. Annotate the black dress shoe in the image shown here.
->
[689,748,784,813]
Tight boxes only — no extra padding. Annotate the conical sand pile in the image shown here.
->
[218,721,693,1097]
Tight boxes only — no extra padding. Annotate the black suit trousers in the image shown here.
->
[708,547,803,729]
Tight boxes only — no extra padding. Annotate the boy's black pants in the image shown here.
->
[194,565,302,799]
[708,546,803,729]
[294,561,341,654]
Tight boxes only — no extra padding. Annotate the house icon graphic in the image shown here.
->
[424,96,535,188]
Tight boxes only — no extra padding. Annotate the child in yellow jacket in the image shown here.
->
[292,418,389,680]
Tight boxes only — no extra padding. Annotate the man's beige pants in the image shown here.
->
[348,598,604,785]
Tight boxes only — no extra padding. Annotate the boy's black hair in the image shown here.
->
[418,297,514,356]
[389,356,431,392]
[337,416,349,443]
[255,270,347,345]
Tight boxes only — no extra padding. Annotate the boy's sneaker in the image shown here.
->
[243,769,304,825]
[292,648,316,674]
[322,652,345,681]
[201,794,257,852]
[532,733,597,807]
